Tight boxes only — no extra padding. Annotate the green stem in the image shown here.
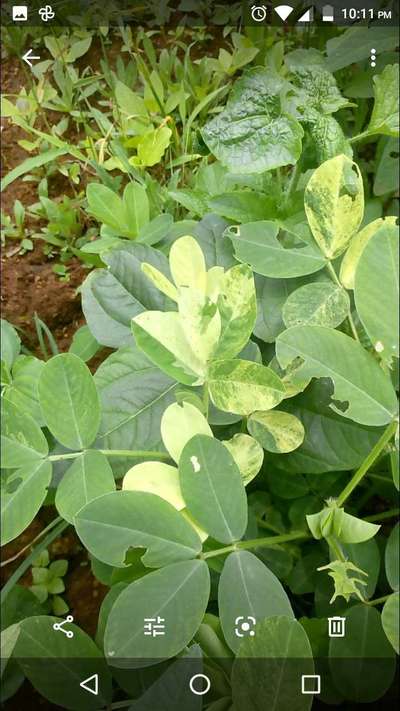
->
[349,131,370,145]
[337,421,397,508]
[327,536,346,562]
[363,508,399,523]
[0,520,69,605]
[202,384,209,419]
[48,449,172,462]
[201,531,308,560]
[366,594,391,606]
[283,162,299,207]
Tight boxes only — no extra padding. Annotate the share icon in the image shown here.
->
[53,615,74,638]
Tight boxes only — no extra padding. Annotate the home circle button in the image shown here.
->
[189,673,211,696]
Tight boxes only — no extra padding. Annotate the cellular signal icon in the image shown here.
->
[274,5,294,21]
[298,6,313,22]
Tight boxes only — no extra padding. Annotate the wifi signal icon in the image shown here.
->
[274,5,294,21]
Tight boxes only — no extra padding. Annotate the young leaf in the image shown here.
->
[169,235,207,292]
[13,615,112,709]
[179,435,247,544]
[38,354,101,450]
[222,433,264,486]
[382,593,399,654]
[219,551,294,653]
[122,461,185,510]
[1,400,48,469]
[136,126,172,167]
[367,64,399,137]
[75,491,202,568]
[247,410,305,454]
[122,182,149,237]
[69,325,100,362]
[160,401,212,464]
[228,222,327,279]
[208,359,285,416]
[55,450,116,524]
[282,282,350,329]
[339,217,397,290]
[304,155,364,259]
[232,617,313,711]
[329,605,396,703]
[132,311,206,385]
[213,264,257,359]
[3,356,45,426]
[1,461,52,545]
[104,560,210,668]
[86,183,126,233]
[354,224,399,364]
[276,325,397,426]
[201,68,303,174]
[81,243,174,348]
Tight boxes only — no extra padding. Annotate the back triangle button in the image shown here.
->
[80,673,98,696]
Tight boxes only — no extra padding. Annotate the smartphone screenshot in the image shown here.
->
[1,1,399,709]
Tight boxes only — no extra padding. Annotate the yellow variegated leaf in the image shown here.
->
[222,433,264,485]
[177,287,221,365]
[340,216,397,289]
[123,461,185,510]
[304,154,364,259]
[247,410,305,454]
[141,263,178,301]
[206,266,225,301]
[169,235,207,291]
[161,401,213,464]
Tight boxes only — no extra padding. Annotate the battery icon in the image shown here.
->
[322,4,334,21]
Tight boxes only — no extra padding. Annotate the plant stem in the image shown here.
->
[366,594,391,606]
[0,520,69,605]
[327,536,346,562]
[336,420,397,508]
[283,162,299,207]
[201,531,308,560]
[48,449,172,462]
[1,516,62,567]
[349,131,370,144]
[363,508,399,523]
[202,384,209,419]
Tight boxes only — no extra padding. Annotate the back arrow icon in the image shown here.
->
[80,673,98,696]
[22,49,41,67]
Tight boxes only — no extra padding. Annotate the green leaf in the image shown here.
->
[81,243,174,348]
[228,221,327,279]
[75,490,202,568]
[3,356,44,426]
[268,380,385,473]
[1,148,69,192]
[122,182,149,237]
[179,435,247,544]
[219,551,294,654]
[329,605,396,703]
[123,461,185,510]
[160,401,212,464]
[342,539,380,600]
[202,68,303,174]
[38,353,100,450]
[276,326,397,426]
[68,325,100,362]
[374,137,399,196]
[208,359,285,416]
[213,264,256,359]
[253,275,306,343]
[94,345,176,462]
[326,27,399,72]
[208,191,276,223]
[312,114,353,163]
[138,214,173,247]
[1,461,52,545]
[354,225,399,365]
[232,616,313,711]
[13,615,112,709]
[1,320,20,369]
[222,433,264,486]
[382,593,399,654]
[282,282,350,329]
[367,64,399,137]
[1,400,48,469]
[1,625,20,680]
[55,450,116,524]
[385,523,399,591]
[86,183,126,233]
[137,126,172,167]
[248,410,305,454]
[104,560,209,668]
[340,217,397,289]
[304,154,364,259]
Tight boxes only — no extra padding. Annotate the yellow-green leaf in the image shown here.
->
[208,359,286,416]
[247,410,305,454]
[122,461,185,510]
[222,433,264,485]
[160,401,212,464]
[340,216,397,289]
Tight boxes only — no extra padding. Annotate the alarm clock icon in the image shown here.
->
[251,5,267,22]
